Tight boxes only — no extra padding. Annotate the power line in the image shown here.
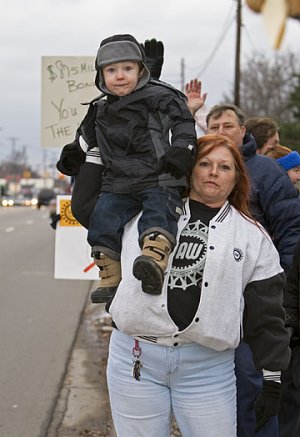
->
[193,2,236,77]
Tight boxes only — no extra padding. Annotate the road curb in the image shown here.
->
[46,298,116,437]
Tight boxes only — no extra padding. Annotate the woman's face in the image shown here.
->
[190,145,236,208]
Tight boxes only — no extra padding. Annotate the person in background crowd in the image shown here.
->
[185,78,300,437]
[265,144,292,160]
[280,237,300,436]
[270,148,300,186]
[245,117,280,155]
[105,134,290,437]
[266,144,300,186]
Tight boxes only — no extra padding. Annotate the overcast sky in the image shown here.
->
[1,0,300,172]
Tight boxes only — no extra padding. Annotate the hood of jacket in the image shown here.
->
[94,34,150,94]
[240,133,257,161]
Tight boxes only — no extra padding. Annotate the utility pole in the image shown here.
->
[43,149,48,187]
[234,0,242,107]
[180,58,185,92]
[8,136,19,159]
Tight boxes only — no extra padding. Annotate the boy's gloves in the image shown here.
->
[142,38,164,80]
[292,344,300,390]
[162,147,195,179]
[56,139,86,176]
[255,381,281,432]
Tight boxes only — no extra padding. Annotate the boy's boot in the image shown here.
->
[132,233,172,295]
[90,252,121,303]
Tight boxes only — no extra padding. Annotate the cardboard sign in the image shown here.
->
[54,195,98,280]
[41,56,98,147]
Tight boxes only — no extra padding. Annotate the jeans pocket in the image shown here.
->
[164,188,184,221]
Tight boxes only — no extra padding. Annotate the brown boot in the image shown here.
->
[90,253,121,303]
[133,233,172,294]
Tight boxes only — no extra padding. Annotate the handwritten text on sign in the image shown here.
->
[41,56,98,147]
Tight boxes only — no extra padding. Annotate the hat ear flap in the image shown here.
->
[95,70,101,91]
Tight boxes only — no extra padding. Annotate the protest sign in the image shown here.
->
[54,195,98,280]
[41,56,98,147]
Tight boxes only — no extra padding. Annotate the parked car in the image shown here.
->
[1,195,38,207]
[37,189,55,209]
[1,196,15,207]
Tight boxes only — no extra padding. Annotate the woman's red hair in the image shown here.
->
[195,134,253,219]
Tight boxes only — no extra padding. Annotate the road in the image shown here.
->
[0,206,93,437]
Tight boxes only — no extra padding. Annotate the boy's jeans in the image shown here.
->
[87,187,183,254]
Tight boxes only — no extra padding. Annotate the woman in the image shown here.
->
[266,145,300,186]
[276,151,300,187]
[104,134,290,437]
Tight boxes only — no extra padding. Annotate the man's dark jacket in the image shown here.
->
[241,133,300,272]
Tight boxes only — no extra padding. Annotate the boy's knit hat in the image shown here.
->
[95,34,150,94]
[276,151,300,171]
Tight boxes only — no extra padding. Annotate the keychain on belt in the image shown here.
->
[132,339,143,381]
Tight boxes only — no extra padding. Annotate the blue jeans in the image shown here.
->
[87,187,183,256]
[107,329,236,437]
[235,341,279,437]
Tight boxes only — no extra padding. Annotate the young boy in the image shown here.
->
[57,34,197,303]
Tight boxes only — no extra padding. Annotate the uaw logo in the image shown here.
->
[168,220,208,290]
[233,247,243,262]
[60,199,80,227]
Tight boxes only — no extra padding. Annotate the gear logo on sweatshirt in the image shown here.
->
[233,248,243,262]
[168,219,208,290]
[60,199,80,227]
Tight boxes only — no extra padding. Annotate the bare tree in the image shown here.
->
[224,51,300,123]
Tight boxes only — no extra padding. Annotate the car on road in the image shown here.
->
[1,195,38,207]
[37,189,55,209]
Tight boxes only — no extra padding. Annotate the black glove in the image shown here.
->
[255,380,281,432]
[56,139,86,176]
[292,344,300,390]
[162,147,195,179]
[142,38,164,80]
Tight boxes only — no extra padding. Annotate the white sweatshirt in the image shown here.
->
[109,199,285,356]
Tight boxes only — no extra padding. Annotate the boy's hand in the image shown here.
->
[185,79,207,116]
[142,38,164,80]
[56,140,86,176]
[162,147,195,179]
